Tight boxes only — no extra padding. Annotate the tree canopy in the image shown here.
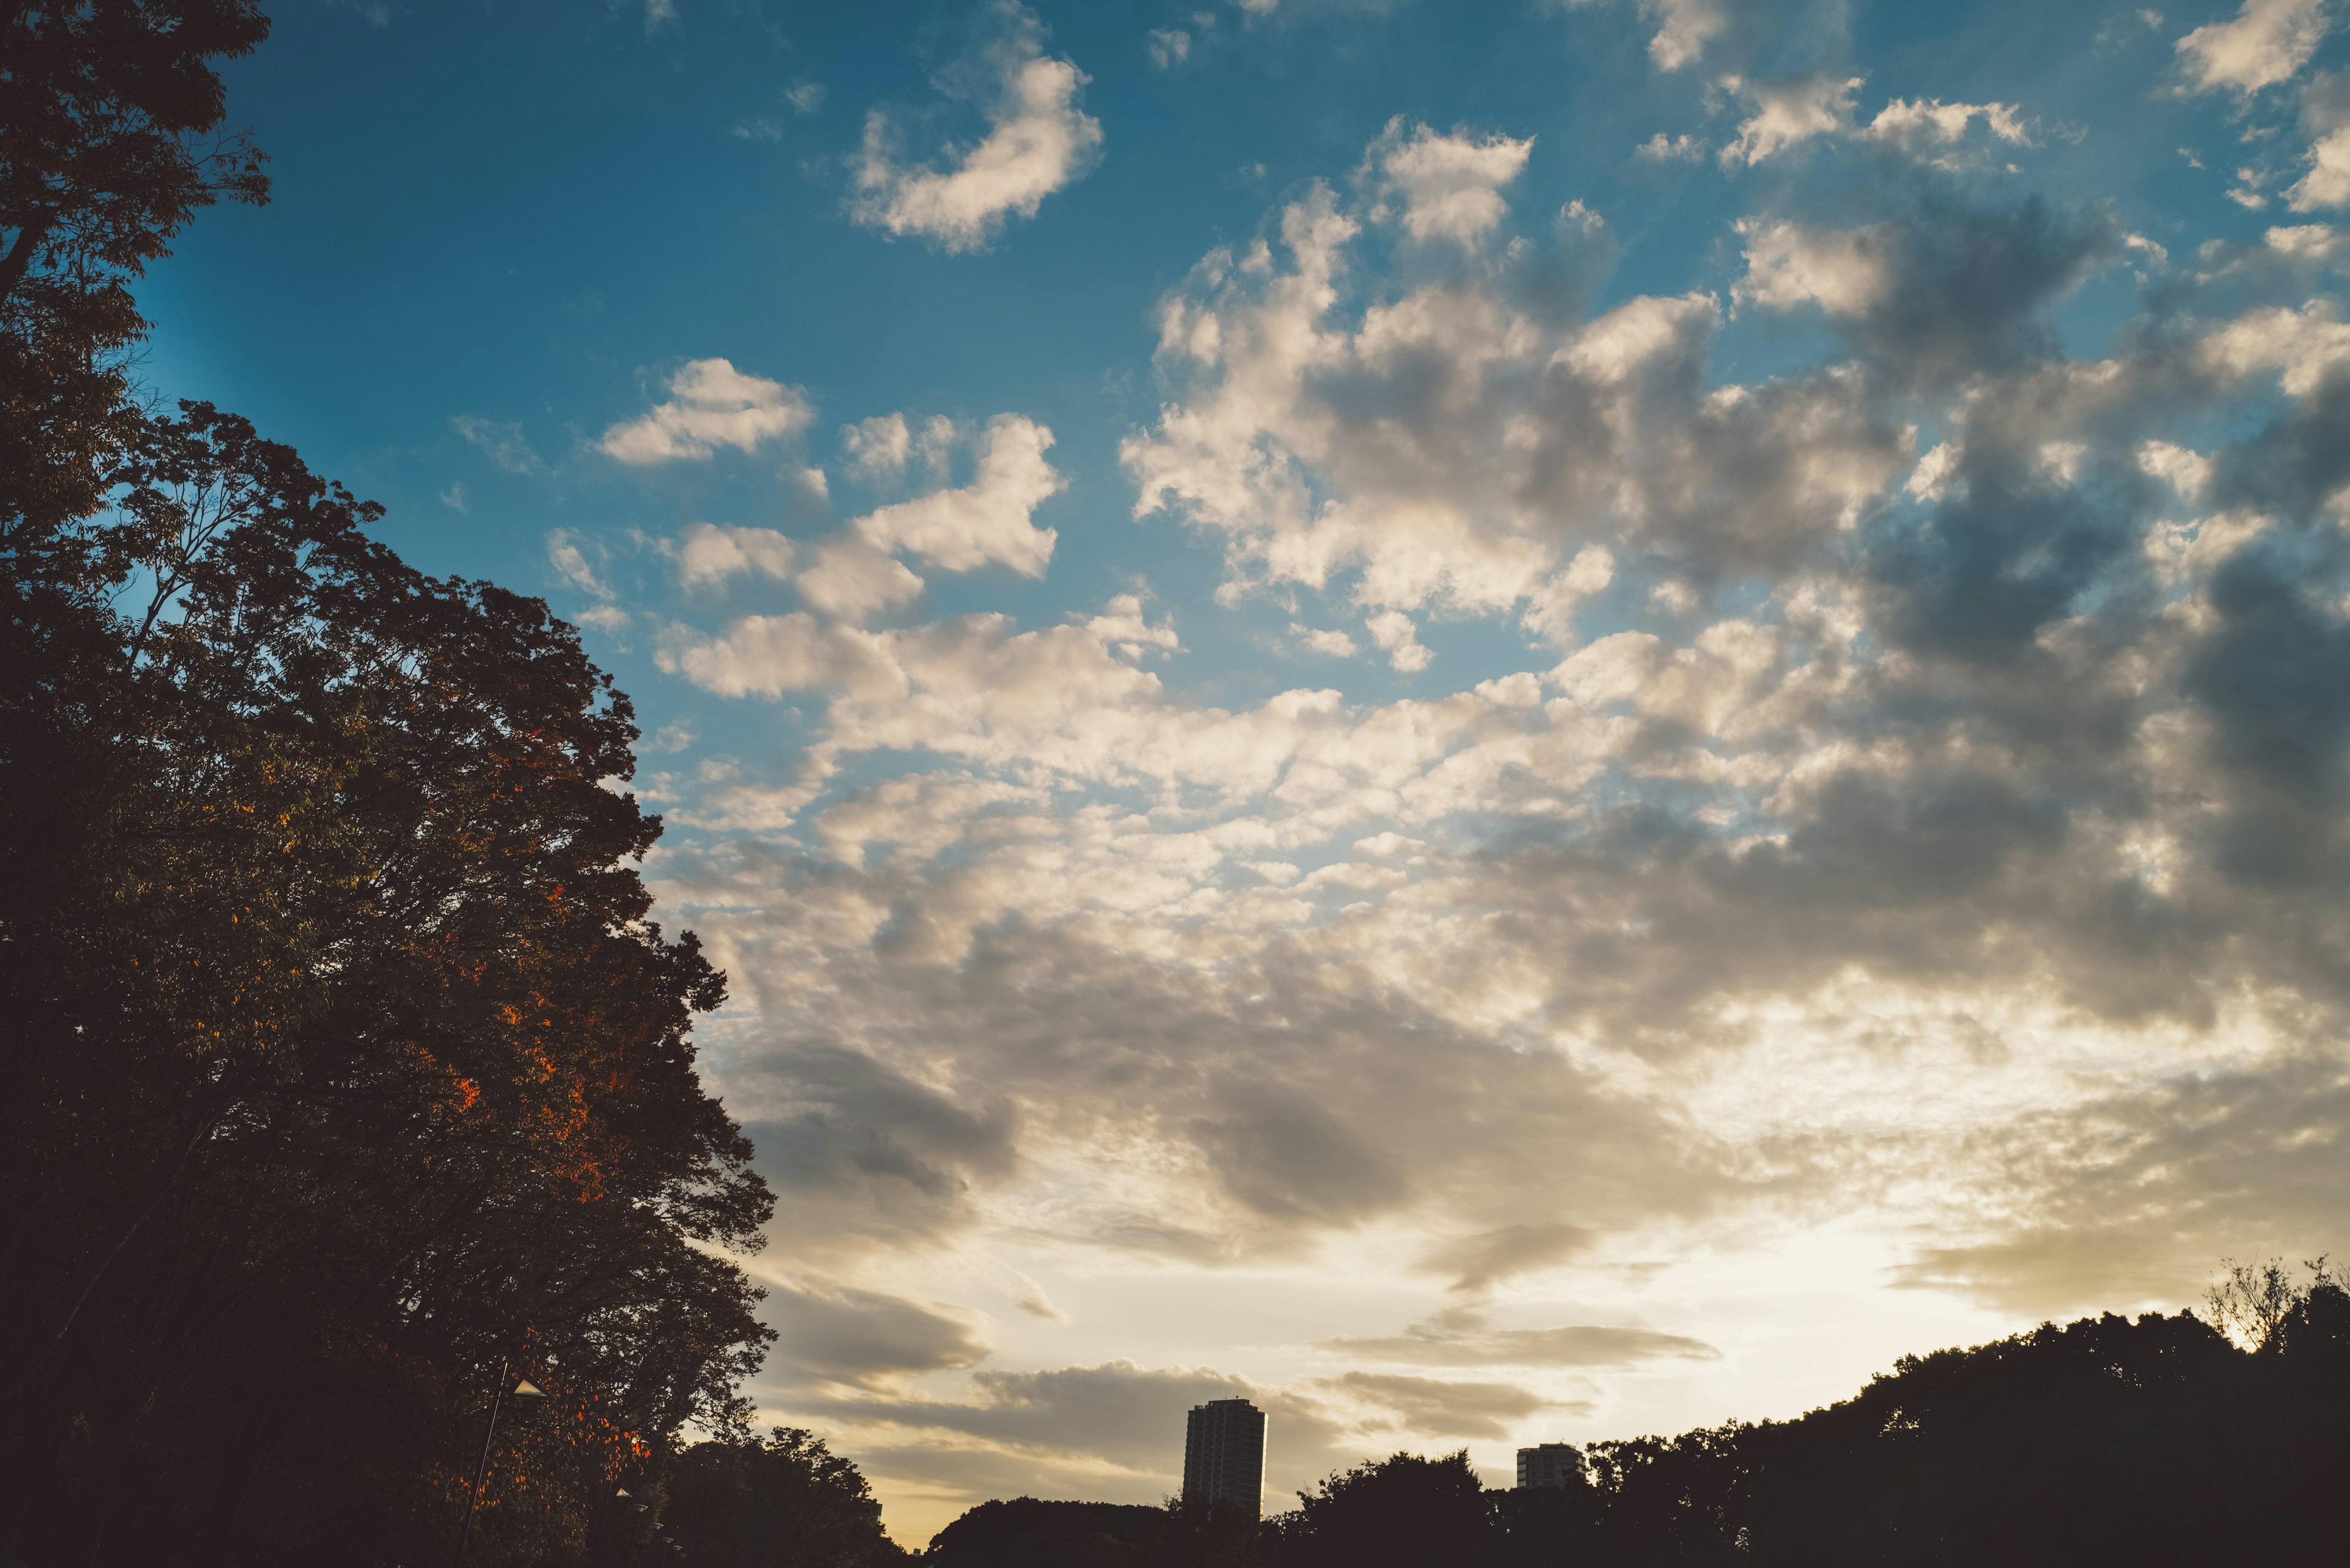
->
[1,6,777,1563]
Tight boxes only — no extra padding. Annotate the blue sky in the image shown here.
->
[141,0,2350,1544]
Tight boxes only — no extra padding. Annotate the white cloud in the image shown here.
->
[851,4,1103,253]
[2175,0,2330,94]
[599,359,814,464]
[1363,118,1537,246]
[1720,75,1863,166]
[1569,0,1733,72]
[853,414,1063,575]
[1860,97,2029,151]
[1147,28,1190,69]
[1637,131,1706,161]
[843,413,914,480]
[1366,609,1434,671]
[797,536,927,623]
[1293,623,1361,657]
[546,528,612,599]
[2288,80,2350,208]
[1733,219,1893,316]
[2196,300,2350,393]
[678,523,799,589]
[786,80,826,114]
[622,98,2350,1540]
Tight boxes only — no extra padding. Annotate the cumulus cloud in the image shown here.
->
[622,55,2350,1534]
[854,414,1064,575]
[1567,0,1733,72]
[1733,219,1892,316]
[2289,72,2350,209]
[1363,118,1537,246]
[600,359,815,464]
[2175,0,2330,95]
[1860,97,2029,151]
[677,523,799,589]
[1720,74,1862,166]
[851,3,1103,252]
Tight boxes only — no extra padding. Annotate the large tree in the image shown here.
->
[1,7,778,1564]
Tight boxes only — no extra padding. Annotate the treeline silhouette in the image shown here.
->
[3,5,774,1564]
[891,1261,2350,1568]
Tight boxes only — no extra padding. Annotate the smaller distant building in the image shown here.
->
[1184,1398,1268,1516]
[1516,1443,1584,1490]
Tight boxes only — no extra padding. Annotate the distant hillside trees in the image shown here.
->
[1,4,775,1564]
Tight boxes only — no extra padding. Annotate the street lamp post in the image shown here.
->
[452,1359,546,1568]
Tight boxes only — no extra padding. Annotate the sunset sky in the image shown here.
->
[143,0,2350,1543]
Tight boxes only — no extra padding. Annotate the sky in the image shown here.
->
[140,0,2350,1544]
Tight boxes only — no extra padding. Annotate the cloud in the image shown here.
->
[1566,0,1733,72]
[1733,220,1892,316]
[1860,97,2029,151]
[2175,0,2330,95]
[600,359,815,464]
[1418,1222,1597,1294]
[786,80,826,114]
[546,528,613,599]
[451,414,546,475]
[799,536,929,622]
[1365,609,1433,672]
[852,414,1063,575]
[1363,119,1537,246]
[622,73,2350,1531]
[851,3,1103,252]
[758,1276,992,1389]
[1147,28,1190,69]
[736,1045,1020,1255]
[1321,1321,1721,1367]
[1720,75,1862,166]
[2289,72,2350,209]
[1190,1081,1411,1226]
[1316,1372,1572,1439]
[677,523,799,589]
[844,413,914,480]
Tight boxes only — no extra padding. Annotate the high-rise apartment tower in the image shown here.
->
[1516,1443,1583,1490]
[1182,1398,1268,1515]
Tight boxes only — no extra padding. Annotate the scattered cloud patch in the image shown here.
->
[1363,118,1536,245]
[851,2,1103,252]
[2175,0,2331,95]
[450,414,546,476]
[853,414,1063,575]
[1720,74,1862,166]
[599,359,813,465]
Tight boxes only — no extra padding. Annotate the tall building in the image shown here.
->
[1182,1398,1268,1515]
[1516,1443,1584,1490]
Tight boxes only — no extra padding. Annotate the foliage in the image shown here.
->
[662,1427,911,1567]
[921,1497,1174,1567]
[1,5,777,1563]
[1273,1450,1489,1568]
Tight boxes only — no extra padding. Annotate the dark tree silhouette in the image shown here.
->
[1,6,777,1564]
[661,1427,910,1567]
[1271,1451,1489,1568]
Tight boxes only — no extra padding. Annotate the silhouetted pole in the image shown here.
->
[453,1359,545,1568]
